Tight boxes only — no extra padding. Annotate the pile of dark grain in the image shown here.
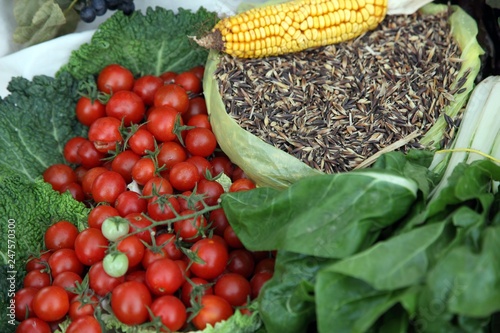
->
[215,9,467,173]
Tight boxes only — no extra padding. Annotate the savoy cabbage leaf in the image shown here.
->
[0,72,86,181]
[59,7,219,79]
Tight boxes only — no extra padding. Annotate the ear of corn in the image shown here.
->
[197,0,388,58]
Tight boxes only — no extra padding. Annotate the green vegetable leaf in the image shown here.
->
[315,270,416,333]
[221,170,418,258]
[328,222,445,291]
[0,72,86,181]
[13,0,79,46]
[59,7,219,79]
[258,251,331,333]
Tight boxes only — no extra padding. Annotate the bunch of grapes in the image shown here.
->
[78,0,135,23]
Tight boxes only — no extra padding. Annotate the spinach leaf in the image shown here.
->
[221,170,418,258]
[315,270,417,333]
[327,222,445,290]
[257,251,331,333]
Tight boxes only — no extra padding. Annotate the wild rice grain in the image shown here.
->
[215,10,467,173]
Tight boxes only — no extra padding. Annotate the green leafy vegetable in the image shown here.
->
[222,169,418,258]
[0,72,86,181]
[0,168,89,330]
[13,0,79,46]
[59,7,219,79]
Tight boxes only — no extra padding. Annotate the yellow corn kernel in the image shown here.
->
[200,0,388,58]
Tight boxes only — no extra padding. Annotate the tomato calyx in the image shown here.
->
[77,78,110,105]
[172,113,195,146]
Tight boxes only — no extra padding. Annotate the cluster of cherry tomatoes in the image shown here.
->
[16,64,275,332]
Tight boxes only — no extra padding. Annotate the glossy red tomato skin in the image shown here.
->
[126,213,155,245]
[117,235,145,268]
[155,233,183,261]
[146,105,182,142]
[68,296,98,320]
[81,167,107,197]
[14,287,39,321]
[210,156,234,178]
[189,65,205,80]
[197,179,225,206]
[153,83,190,114]
[160,71,177,84]
[174,71,202,94]
[208,208,230,236]
[15,317,51,333]
[64,136,87,164]
[145,258,185,296]
[182,96,208,123]
[77,140,107,168]
[250,271,274,299]
[150,295,187,332]
[91,170,127,204]
[25,251,51,272]
[128,128,156,155]
[66,315,102,333]
[190,238,229,280]
[88,261,125,296]
[32,285,70,322]
[157,141,187,170]
[186,156,213,179]
[173,210,207,243]
[187,113,212,130]
[131,157,156,185]
[111,281,152,326]
[230,178,257,192]
[52,271,83,301]
[43,164,77,193]
[111,150,140,183]
[87,204,119,229]
[74,228,109,266]
[97,64,134,94]
[169,161,200,192]
[44,220,79,251]
[88,116,123,153]
[180,277,213,307]
[147,195,181,221]
[106,90,146,126]
[23,270,51,289]
[185,128,217,158]
[114,190,147,216]
[223,225,244,249]
[142,176,173,197]
[191,295,234,330]
[61,182,85,202]
[75,96,106,126]
[132,74,163,106]
[226,249,255,279]
[48,248,84,277]
[254,257,276,274]
[214,273,252,306]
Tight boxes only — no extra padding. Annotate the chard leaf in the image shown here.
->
[59,7,219,79]
[258,251,331,333]
[315,271,416,333]
[328,222,445,290]
[0,72,86,181]
[221,170,418,259]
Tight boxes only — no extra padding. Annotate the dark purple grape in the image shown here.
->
[119,1,135,15]
[92,0,107,16]
[80,6,97,23]
[105,0,121,10]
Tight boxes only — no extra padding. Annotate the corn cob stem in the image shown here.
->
[195,0,388,58]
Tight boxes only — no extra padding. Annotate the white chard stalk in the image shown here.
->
[430,76,500,198]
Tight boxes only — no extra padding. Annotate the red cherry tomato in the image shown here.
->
[117,235,145,268]
[77,140,107,168]
[190,238,229,280]
[191,295,234,330]
[146,105,182,142]
[75,96,106,126]
[169,161,200,192]
[74,228,109,266]
[149,295,187,332]
[88,204,120,229]
[214,273,252,306]
[132,74,163,106]
[111,149,141,183]
[174,71,202,94]
[48,248,84,277]
[32,286,70,322]
[128,128,156,155]
[185,127,217,157]
[91,170,127,204]
[88,116,123,153]
[15,318,51,333]
[88,261,125,296]
[43,164,77,193]
[44,220,79,251]
[14,287,39,321]
[153,83,189,113]
[106,90,146,126]
[145,258,185,296]
[64,136,87,164]
[66,315,102,333]
[111,281,152,325]
[97,64,134,94]
[114,190,147,216]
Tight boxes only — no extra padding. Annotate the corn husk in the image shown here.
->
[204,3,484,189]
